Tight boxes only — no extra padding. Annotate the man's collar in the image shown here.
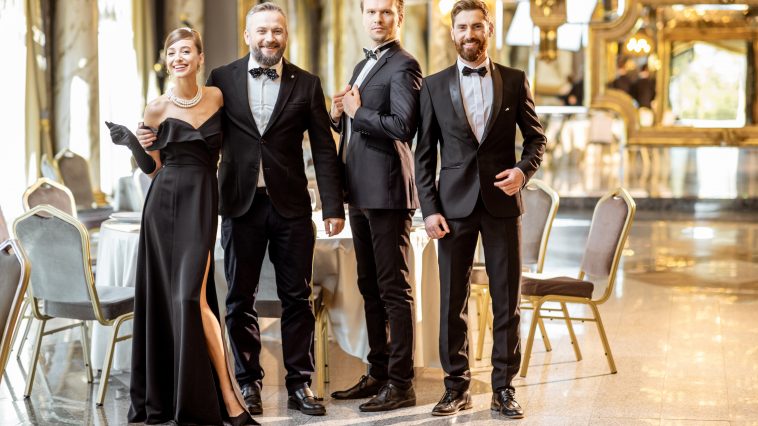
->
[457,56,490,73]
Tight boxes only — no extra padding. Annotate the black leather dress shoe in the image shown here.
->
[491,387,524,419]
[358,384,416,412]
[240,384,263,415]
[431,389,472,416]
[331,375,387,400]
[287,385,326,416]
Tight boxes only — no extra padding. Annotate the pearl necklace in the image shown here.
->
[167,86,203,108]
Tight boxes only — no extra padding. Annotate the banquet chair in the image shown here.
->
[248,221,332,399]
[519,188,635,377]
[0,239,31,383]
[470,179,559,360]
[40,153,62,182]
[13,205,134,405]
[55,149,113,229]
[22,178,77,217]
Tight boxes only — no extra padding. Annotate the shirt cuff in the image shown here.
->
[514,167,527,189]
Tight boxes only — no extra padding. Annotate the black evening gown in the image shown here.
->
[128,109,245,425]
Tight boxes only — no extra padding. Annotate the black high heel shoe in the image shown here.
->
[226,411,259,426]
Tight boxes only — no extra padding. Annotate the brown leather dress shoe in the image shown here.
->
[491,387,524,419]
[331,375,387,400]
[358,384,416,412]
[431,389,472,416]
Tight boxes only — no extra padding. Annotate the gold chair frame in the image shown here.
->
[13,205,133,405]
[0,239,31,384]
[520,188,636,377]
[471,179,560,360]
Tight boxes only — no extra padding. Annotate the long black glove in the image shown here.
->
[105,121,157,174]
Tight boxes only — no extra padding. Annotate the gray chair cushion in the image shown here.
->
[522,186,553,265]
[521,275,594,299]
[0,244,24,342]
[45,286,134,321]
[581,196,628,277]
[77,206,114,230]
[0,207,8,242]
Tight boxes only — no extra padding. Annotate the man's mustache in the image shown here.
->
[258,42,281,49]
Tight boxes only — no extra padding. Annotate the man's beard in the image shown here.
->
[252,41,285,67]
[455,37,487,62]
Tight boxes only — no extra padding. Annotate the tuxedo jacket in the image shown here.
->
[207,55,344,219]
[415,62,546,220]
[334,42,422,210]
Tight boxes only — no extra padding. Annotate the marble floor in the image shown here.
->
[2,210,758,425]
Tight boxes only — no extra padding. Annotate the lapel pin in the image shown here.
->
[505,107,510,111]
[290,75,294,79]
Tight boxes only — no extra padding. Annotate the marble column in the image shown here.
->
[165,0,204,81]
[53,0,101,189]
[429,0,459,74]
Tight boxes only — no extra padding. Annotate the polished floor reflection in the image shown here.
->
[534,114,758,200]
[2,210,757,425]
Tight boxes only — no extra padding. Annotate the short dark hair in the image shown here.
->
[360,0,405,18]
[163,27,203,54]
[451,0,491,26]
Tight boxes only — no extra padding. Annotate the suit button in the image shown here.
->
[260,139,266,144]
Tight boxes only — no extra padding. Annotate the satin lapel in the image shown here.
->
[235,55,261,138]
[263,60,297,135]
[448,66,479,149]
[358,53,391,90]
[480,61,503,143]
[348,59,367,87]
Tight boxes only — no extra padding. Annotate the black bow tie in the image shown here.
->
[462,66,487,77]
[250,67,279,80]
[363,48,378,60]
[363,41,396,60]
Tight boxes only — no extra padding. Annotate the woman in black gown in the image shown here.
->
[108,28,254,425]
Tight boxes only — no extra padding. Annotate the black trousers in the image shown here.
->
[349,207,415,388]
[221,192,316,393]
[437,198,522,392]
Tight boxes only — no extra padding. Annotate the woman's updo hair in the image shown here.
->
[163,27,203,54]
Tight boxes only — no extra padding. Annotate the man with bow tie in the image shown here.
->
[139,3,344,418]
[328,0,422,413]
[415,0,545,419]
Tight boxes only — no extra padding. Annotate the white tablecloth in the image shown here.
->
[91,215,442,372]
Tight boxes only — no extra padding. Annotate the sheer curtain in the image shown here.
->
[0,0,28,221]
[97,0,146,195]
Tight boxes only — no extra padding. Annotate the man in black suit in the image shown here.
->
[138,3,344,417]
[415,0,545,419]
[327,0,422,413]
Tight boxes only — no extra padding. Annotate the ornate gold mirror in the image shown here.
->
[589,0,758,146]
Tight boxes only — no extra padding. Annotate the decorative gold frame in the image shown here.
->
[519,188,636,377]
[588,0,758,146]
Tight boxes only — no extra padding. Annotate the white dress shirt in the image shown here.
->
[457,56,526,184]
[342,39,396,162]
[248,55,283,187]
[457,57,493,143]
